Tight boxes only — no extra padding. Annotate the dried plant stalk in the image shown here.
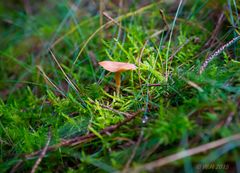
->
[199,35,240,74]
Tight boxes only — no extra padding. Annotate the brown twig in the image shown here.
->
[22,0,32,14]
[30,128,52,173]
[126,133,240,173]
[102,11,127,38]
[146,83,161,87]
[142,142,161,162]
[88,51,98,68]
[99,0,104,39]
[225,112,235,126]
[203,12,225,48]
[159,9,169,30]
[10,160,24,173]
[37,65,66,97]
[96,103,134,118]
[16,108,143,165]
[103,12,121,28]
[123,130,144,173]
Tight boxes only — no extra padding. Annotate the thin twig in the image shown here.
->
[103,12,121,27]
[185,80,204,92]
[49,50,80,94]
[49,50,86,107]
[96,102,133,118]
[142,142,161,162]
[22,0,32,14]
[102,11,127,37]
[147,27,168,39]
[37,65,66,97]
[30,129,52,173]
[168,36,196,63]
[99,0,104,39]
[203,12,225,48]
[146,83,161,87]
[127,133,240,173]
[122,130,144,173]
[18,108,143,162]
[159,9,169,30]
[225,112,235,126]
[10,160,24,173]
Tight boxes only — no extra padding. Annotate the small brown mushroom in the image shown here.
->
[99,61,137,95]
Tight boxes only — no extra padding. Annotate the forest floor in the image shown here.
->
[0,0,240,172]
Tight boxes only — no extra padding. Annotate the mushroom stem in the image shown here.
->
[115,72,121,95]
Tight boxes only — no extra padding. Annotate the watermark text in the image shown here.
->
[196,163,229,170]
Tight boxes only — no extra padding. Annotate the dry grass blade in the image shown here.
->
[97,103,133,118]
[203,12,225,48]
[30,129,51,173]
[159,9,169,30]
[126,133,240,173]
[99,0,104,39]
[122,130,144,173]
[10,160,24,173]
[37,65,66,97]
[72,2,162,66]
[49,50,80,94]
[103,12,121,27]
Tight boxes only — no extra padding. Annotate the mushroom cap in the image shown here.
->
[99,61,137,72]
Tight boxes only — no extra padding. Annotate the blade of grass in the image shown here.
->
[165,0,184,81]
[128,133,240,173]
[72,2,162,66]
